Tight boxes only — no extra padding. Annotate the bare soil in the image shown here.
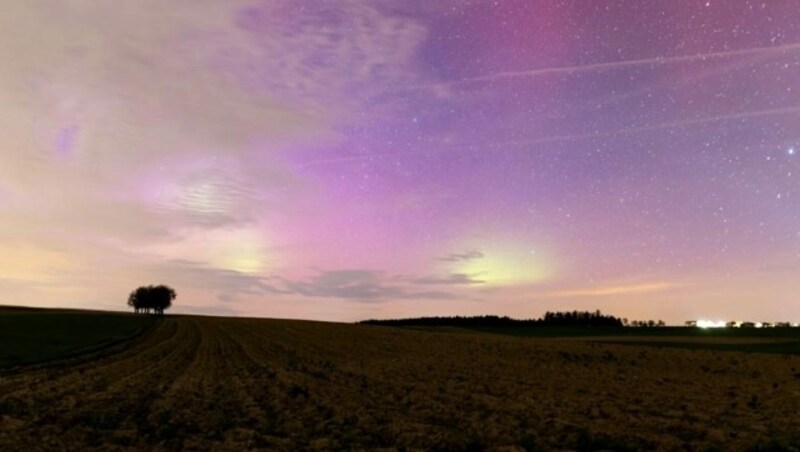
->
[1,316,799,450]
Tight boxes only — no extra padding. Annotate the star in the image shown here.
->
[4,0,800,324]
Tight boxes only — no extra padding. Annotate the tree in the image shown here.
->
[128,285,176,315]
[128,286,150,314]
[150,285,176,315]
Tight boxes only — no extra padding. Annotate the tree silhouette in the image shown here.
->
[128,285,176,315]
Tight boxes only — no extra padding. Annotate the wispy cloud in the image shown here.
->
[275,269,455,302]
[413,273,485,286]
[231,1,427,111]
[438,250,484,262]
[159,259,286,300]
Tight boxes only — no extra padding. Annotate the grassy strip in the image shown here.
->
[591,339,800,355]
[457,325,800,339]
[396,325,800,354]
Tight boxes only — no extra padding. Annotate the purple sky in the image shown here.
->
[1,1,799,323]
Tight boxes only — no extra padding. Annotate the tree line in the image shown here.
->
[127,285,176,315]
[626,319,666,327]
[360,310,626,328]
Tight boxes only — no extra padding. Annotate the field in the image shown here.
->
[461,326,800,355]
[0,306,157,369]
[1,312,800,450]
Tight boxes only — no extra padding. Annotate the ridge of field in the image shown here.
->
[441,326,800,355]
[390,324,800,355]
[1,312,799,450]
[425,325,800,338]
[0,306,158,370]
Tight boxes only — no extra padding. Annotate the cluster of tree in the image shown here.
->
[541,310,623,327]
[360,310,624,328]
[127,285,176,315]
[626,319,666,327]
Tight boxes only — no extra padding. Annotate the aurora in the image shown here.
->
[1,1,799,323]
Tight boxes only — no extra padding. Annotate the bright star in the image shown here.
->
[789,147,796,156]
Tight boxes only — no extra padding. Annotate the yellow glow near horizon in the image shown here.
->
[151,227,272,275]
[206,228,271,274]
[0,243,73,282]
[545,282,679,298]
[216,243,267,274]
[453,244,552,285]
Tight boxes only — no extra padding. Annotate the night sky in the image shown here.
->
[2,1,799,323]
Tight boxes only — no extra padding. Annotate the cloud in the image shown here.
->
[0,0,432,261]
[230,0,427,112]
[0,1,318,248]
[0,1,314,171]
[157,259,286,300]
[50,251,286,303]
[276,269,455,302]
[0,231,292,311]
[148,166,264,229]
[413,273,485,286]
[438,250,484,262]
[0,0,440,315]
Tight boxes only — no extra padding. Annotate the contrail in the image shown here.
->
[451,41,800,84]
[295,105,800,168]
[491,105,800,148]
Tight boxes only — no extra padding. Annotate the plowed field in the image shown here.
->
[2,316,799,450]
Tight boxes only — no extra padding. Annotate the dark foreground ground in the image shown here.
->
[1,309,799,450]
[0,306,157,369]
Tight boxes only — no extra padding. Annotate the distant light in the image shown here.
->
[697,319,726,328]
[789,147,796,156]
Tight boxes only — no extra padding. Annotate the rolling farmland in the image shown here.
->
[0,307,157,369]
[1,314,800,450]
